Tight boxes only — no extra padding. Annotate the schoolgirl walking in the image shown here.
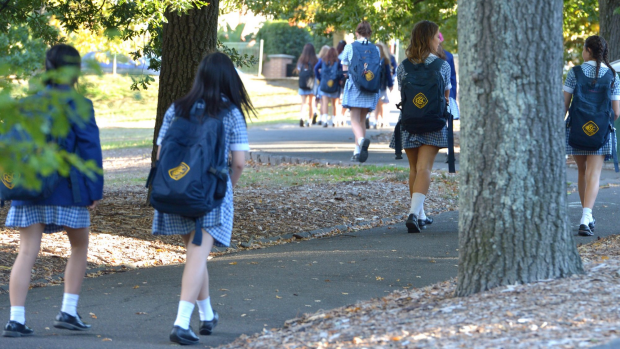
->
[3,44,103,336]
[564,35,620,236]
[315,47,343,127]
[389,20,453,233]
[341,21,382,162]
[297,43,319,127]
[150,52,252,345]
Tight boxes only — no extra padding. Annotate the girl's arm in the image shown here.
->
[230,151,246,187]
[445,90,450,104]
[564,91,573,118]
[612,100,619,121]
[314,60,322,81]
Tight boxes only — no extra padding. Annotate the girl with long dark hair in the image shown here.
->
[315,47,342,127]
[3,44,103,337]
[564,35,620,236]
[152,52,253,345]
[297,43,318,127]
[389,20,452,233]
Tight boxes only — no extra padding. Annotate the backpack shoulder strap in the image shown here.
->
[402,59,416,72]
[573,66,586,82]
[428,58,445,71]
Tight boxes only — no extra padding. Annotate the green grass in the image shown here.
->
[238,164,409,188]
[85,74,301,150]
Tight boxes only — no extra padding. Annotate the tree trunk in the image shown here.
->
[151,1,219,168]
[456,0,584,297]
[599,0,620,61]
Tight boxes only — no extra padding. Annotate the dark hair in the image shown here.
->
[44,44,81,86]
[356,21,372,38]
[174,52,255,122]
[336,40,346,55]
[297,43,318,69]
[584,35,617,87]
[324,47,339,66]
[406,20,439,64]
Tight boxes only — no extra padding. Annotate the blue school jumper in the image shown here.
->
[5,88,104,234]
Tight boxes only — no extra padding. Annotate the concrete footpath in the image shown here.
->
[0,184,619,348]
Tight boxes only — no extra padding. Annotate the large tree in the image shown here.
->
[599,0,620,60]
[456,0,584,296]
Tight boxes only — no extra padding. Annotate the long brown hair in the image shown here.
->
[376,42,392,69]
[317,45,330,60]
[297,43,318,69]
[324,47,338,66]
[406,20,439,64]
[584,35,617,87]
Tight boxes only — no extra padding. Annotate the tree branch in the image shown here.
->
[0,0,11,14]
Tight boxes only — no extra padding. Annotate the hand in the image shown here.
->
[88,200,99,209]
[389,86,394,92]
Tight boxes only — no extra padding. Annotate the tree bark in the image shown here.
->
[599,0,620,61]
[456,0,584,297]
[151,1,219,168]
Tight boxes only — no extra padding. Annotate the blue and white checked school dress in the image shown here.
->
[341,39,381,112]
[564,61,620,160]
[6,206,90,234]
[151,100,250,247]
[389,54,453,150]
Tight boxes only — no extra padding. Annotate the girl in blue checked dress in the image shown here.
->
[297,43,319,127]
[563,35,620,237]
[3,44,103,337]
[341,21,381,162]
[389,21,452,233]
[152,52,253,345]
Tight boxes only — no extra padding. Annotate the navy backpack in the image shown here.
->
[349,41,383,93]
[319,61,341,94]
[298,65,315,90]
[568,66,619,172]
[147,100,229,245]
[394,58,455,173]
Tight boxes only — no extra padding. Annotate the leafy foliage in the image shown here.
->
[256,20,313,60]
[563,0,599,66]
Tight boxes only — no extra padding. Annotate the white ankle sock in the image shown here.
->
[419,208,427,220]
[10,306,25,325]
[174,301,195,330]
[358,137,365,146]
[409,193,426,215]
[196,297,214,321]
[580,207,593,225]
[61,293,79,317]
[354,145,360,154]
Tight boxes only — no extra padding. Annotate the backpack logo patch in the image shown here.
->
[327,80,334,87]
[413,93,429,109]
[582,121,599,136]
[1,173,15,189]
[168,162,190,181]
[363,63,374,81]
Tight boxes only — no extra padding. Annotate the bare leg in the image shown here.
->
[308,94,315,123]
[321,96,329,116]
[411,145,440,195]
[583,155,605,208]
[404,148,419,196]
[9,224,44,307]
[573,155,587,207]
[376,99,384,127]
[349,107,370,146]
[180,230,215,304]
[64,227,90,295]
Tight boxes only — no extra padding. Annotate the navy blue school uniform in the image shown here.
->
[314,58,343,99]
[444,50,460,120]
[5,88,104,234]
[379,60,395,103]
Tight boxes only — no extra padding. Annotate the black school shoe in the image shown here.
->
[589,217,596,231]
[406,214,421,233]
[3,321,33,337]
[358,139,371,163]
[199,311,219,335]
[350,154,360,162]
[418,216,433,229]
[53,311,91,331]
[170,326,199,345]
[578,224,594,237]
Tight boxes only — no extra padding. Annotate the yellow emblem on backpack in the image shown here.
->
[1,173,15,189]
[582,121,599,136]
[168,162,190,181]
[364,71,374,81]
[327,80,334,87]
[413,93,428,109]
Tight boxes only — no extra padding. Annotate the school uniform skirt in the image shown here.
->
[389,113,449,150]
[342,79,379,112]
[5,206,90,234]
[319,88,340,99]
[152,180,233,247]
[566,126,615,161]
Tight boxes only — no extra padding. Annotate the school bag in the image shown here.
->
[319,61,341,94]
[393,58,456,173]
[349,41,383,93]
[567,66,619,172]
[0,94,82,204]
[298,65,315,90]
[147,100,229,246]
